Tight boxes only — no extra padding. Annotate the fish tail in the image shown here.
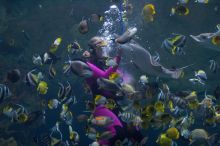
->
[185,8,190,15]
[171,46,177,55]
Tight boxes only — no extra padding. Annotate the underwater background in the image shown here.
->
[0,0,220,146]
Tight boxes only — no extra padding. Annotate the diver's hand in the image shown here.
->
[83,51,91,58]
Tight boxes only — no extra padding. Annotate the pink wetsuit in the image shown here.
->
[93,105,123,145]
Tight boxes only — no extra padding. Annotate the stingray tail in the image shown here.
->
[162,64,194,79]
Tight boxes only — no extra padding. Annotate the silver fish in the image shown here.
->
[170,95,187,109]
[61,111,73,125]
[99,131,114,140]
[157,88,166,101]
[49,61,56,79]
[48,99,60,109]
[89,141,100,146]
[50,122,63,141]
[139,75,149,85]
[209,60,219,73]
[68,41,82,54]
[65,81,72,98]
[58,82,66,100]
[24,69,38,86]
[97,78,121,92]
[189,129,216,146]
[32,54,43,66]
[0,84,12,102]
[118,112,135,123]
[152,52,160,63]
[189,78,205,85]
[195,70,207,81]
[43,52,52,63]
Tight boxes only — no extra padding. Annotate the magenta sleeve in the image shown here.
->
[87,55,121,78]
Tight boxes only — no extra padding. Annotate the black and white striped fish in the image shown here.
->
[58,82,72,101]
[209,59,219,73]
[118,112,135,123]
[170,95,187,109]
[0,84,12,102]
[24,69,38,86]
[65,81,72,98]
[152,52,160,64]
[157,88,166,101]
[49,61,56,79]
[58,82,65,100]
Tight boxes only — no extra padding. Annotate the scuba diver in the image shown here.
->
[92,105,125,145]
[88,104,145,146]
[64,36,122,99]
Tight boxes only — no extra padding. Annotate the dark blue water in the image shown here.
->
[0,0,220,146]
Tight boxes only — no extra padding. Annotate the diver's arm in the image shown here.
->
[87,62,112,78]
[87,55,121,78]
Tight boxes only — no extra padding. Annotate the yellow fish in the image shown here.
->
[142,4,156,22]
[166,127,180,140]
[37,81,48,95]
[171,5,189,16]
[168,100,175,112]
[50,37,62,54]
[109,72,120,80]
[154,101,165,113]
[17,113,28,123]
[156,133,173,146]
[211,36,220,45]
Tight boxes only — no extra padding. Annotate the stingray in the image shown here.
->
[118,40,187,79]
[190,24,220,52]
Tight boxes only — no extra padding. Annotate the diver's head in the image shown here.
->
[88,36,107,58]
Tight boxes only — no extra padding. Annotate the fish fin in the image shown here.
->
[180,63,195,69]
[208,133,217,146]
[171,46,177,55]
[185,7,190,15]
[172,141,178,146]
[32,74,39,85]
[116,91,123,96]
[217,24,220,30]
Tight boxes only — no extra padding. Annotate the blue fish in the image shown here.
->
[162,34,186,55]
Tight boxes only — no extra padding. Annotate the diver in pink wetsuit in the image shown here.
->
[93,105,125,145]
[64,37,145,145]
[63,54,121,98]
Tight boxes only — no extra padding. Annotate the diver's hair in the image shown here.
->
[87,36,102,56]
[88,37,98,49]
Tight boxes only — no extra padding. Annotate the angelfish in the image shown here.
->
[49,61,56,79]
